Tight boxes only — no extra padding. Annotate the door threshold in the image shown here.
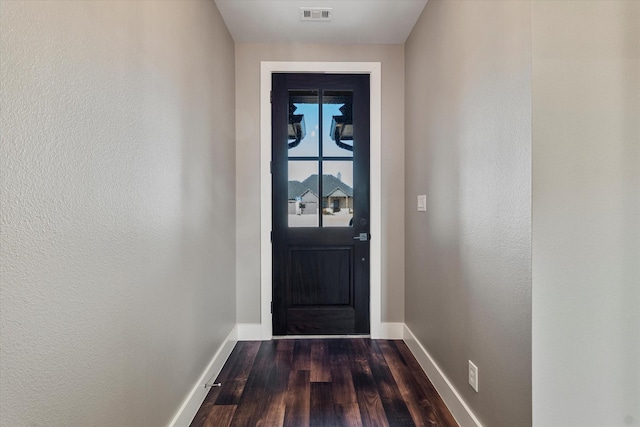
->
[273,334,371,340]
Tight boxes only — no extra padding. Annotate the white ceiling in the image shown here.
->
[214,0,428,45]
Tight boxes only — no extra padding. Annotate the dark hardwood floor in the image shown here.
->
[190,339,458,427]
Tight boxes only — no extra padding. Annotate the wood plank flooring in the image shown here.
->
[190,339,458,427]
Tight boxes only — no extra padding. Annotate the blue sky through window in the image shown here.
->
[288,102,354,187]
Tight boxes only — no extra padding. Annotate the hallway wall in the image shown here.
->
[0,1,236,426]
[234,43,405,325]
[532,2,640,425]
[404,1,532,426]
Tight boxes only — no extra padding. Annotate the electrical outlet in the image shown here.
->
[468,361,479,392]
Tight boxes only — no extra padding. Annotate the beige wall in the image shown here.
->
[532,1,640,425]
[404,2,532,426]
[235,43,405,324]
[0,1,236,426]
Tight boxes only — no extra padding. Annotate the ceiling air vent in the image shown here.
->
[300,7,332,22]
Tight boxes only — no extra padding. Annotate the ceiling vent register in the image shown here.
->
[300,8,332,22]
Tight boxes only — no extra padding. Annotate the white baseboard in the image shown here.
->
[237,323,266,341]
[238,322,403,340]
[168,325,238,427]
[378,322,404,339]
[403,324,483,427]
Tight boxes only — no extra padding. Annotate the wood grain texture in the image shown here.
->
[214,341,260,406]
[189,339,458,427]
[201,405,236,427]
[284,370,311,427]
[311,340,332,383]
[290,248,352,305]
[348,339,390,427]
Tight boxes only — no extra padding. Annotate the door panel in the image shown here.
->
[272,73,370,335]
[290,248,352,306]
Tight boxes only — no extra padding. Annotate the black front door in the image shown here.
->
[272,73,370,335]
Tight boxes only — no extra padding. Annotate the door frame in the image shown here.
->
[260,61,382,340]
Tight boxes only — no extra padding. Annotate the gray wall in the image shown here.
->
[235,43,405,324]
[0,1,236,426]
[532,1,640,425]
[404,2,532,426]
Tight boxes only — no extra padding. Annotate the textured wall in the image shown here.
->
[532,2,640,426]
[0,1,235,426]
[404,2,532,426]
[235,43,405,324]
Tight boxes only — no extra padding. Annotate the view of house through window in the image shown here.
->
[288,90,354,227]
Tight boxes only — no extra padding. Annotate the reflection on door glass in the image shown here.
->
[288,90,319,157]
[323,90,354,157]
[288,161,319,227]
[322,161,353,227]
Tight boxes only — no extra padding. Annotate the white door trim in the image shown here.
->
[259,61,382,340]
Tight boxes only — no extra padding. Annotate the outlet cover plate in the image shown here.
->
[468,360,479,392]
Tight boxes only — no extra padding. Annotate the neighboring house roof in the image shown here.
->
[326,187,349,198]
[288,174,353,200]
[300,189,319,201]
[287,180,306,200]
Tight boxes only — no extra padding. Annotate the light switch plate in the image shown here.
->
[417,195,427,212]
